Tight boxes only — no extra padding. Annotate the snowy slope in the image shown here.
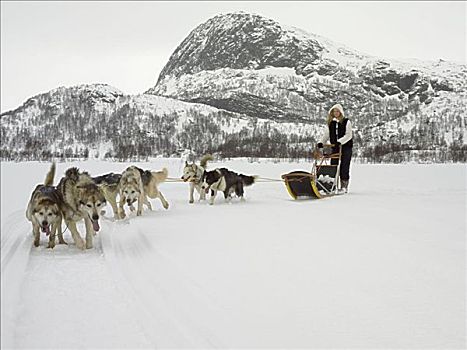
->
[1,160,465,348]
[1,84,322,160]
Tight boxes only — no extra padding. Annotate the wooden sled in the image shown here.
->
[282,144,342,199]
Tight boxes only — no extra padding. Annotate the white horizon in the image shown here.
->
[1,1,465,113]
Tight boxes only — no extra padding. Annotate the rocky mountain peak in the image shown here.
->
[156,12,325,83]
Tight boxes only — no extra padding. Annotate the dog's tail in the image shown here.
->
[156,167,169,182]
[44,162,56,186]
[240,174,257,186]
[200,154,214,169]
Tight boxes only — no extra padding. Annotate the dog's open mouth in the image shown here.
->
[127,199,136,206]
[41,223,51,235]
[91,218,100,232]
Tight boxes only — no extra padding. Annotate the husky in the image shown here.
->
[181,154,213,203]
[57,167,106,250]
[26,162,66,248]
[201,168,256,205]
[92,173,122,219]
[118,166,169,218]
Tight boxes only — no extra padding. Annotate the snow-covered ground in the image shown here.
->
[1,159,465,349]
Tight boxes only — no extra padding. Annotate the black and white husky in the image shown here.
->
[181,154,213,203]
[92,173,122,219]
[201,168,256,205]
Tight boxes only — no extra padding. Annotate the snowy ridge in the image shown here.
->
[387,58,466,90]
[116,94,221,115]
[5,83,124,114]
[1,82,321,160]
[283,24,371,72]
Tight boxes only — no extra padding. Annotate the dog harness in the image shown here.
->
[209,169,226,191]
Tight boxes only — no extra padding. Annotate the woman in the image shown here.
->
[317,103,353,193]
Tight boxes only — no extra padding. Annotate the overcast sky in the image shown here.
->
[1,1,465,112]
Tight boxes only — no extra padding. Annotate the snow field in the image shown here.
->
[1,159,465,348]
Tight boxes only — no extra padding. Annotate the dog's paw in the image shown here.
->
[137,210,142,216]
[86,242,93,249]
[189,199,194,204]
[47,242,55,249]
[75,239,85,250]
[34,240,40,247]
[163,202,169,210]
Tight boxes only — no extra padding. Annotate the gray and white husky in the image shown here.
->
[57,167,106,250]
[26,162,66,248]
[181,154,214,203]
[118,166,169,218]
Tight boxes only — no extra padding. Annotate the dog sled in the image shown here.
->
[282,144,342,199]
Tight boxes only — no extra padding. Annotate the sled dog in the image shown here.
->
[26,162,66,248]
[57,167,106,249]
[181,154,213,203]
[118,166,169,218]
[201,168,256,205]
[92,172,122,219]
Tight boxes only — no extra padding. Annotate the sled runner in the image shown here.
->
[282,144,342,199]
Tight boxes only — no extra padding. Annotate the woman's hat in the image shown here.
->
[328,103,344,116]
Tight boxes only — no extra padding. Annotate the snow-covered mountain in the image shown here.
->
[2,12,466,162]
[151,12,463,107]
[1,83,320,160]
[149,12,466,162]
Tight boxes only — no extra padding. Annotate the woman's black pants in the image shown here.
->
[331,146,352,181]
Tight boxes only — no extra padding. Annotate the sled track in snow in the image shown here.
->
[1,210,31,273]
[1,208,224,348]
[1,210,34,349]
[101,214,226,348]
[2,213,152,349]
